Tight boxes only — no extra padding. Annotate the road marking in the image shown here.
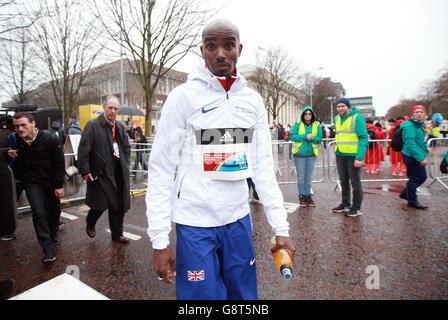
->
[60,212,79,221]
[284,202,300,214]
[105,229,141,241]
[77,205,90,211]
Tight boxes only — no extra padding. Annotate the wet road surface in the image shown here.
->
[2,171,447,300]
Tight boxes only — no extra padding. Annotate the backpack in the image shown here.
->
[278,127,285,140]
[390,124,404,152]
[367,129,376,149]
[441,156,448,174]
[284,131,290,141]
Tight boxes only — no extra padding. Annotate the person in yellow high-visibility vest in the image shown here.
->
[426,120,440,148]
[290,106,323,207]
[331,98,368,217]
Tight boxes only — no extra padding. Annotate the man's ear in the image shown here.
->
[238,43,243,57]
[200,45,205,59]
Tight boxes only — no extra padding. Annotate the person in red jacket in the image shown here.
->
[388,116,407,175]
[374,122,386,172]
[365,120,385,173]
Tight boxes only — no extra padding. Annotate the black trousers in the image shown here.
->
[336,155,363,211]
[86,156,125,239]
[24,183,61,252]
[400,154,427,205]
[134,150,147,171]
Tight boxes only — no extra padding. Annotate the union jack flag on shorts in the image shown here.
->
[187,270,205,281]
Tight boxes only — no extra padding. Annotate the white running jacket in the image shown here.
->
[145,67,289,249]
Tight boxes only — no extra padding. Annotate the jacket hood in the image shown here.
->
[347,107,360,118]
[410,119,423,128]
[300,106,316,123]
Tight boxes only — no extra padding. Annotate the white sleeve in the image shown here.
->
[250,96,290,237]
[145,89,186,249]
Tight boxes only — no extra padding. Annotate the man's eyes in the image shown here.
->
[205,42,235,50]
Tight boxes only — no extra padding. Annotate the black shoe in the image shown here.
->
[42,250,56,263]
[332,204,350,213]
[112,236,130,244]
[299,195,307,207]
[408,203,428,210]
[345,209,363,217]
[1,234,16,241]
[307,195,316,207]
[86,224,96,238]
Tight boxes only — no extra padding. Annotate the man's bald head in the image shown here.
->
[202,19,240,44]
[200,19,242,77]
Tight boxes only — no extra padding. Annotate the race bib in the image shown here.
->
[194,127,254,180]
[113,142,120,158]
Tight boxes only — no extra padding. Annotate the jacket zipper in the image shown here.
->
[226,77,229,99]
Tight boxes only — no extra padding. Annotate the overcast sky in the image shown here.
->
[179,0,448,116]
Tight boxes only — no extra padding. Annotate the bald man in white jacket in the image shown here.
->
[145,19,295,300]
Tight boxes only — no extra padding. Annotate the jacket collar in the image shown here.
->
[188,65,245,93]
[98,113,114,127]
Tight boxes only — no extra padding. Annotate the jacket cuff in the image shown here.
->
[152,238,170,250]
[273,227,290,238]
[55,180,64,189]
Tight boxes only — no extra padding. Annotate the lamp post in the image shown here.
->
[327,97,335,124]
[309,67,324,107]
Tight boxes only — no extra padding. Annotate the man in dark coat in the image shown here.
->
[0,152,17,241]
[77,95,131,244]
[47,120,66,146]
[10,112,65,262]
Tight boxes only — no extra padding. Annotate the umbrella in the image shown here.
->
[118,105,145,117]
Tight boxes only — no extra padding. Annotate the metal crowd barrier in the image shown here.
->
[327,138,448,190]
[272,140,327,186]
[17,142,153,213]
[327,139,410,190]
[17,136,448,213]
[426,137,448,190]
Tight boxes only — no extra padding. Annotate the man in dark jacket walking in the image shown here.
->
[9,112,65,262]
[77,95,131,244]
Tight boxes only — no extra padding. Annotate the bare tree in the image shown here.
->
[32,0,105,126]
[91,0,218,136]
[386,65,448,120]
[253,46,304,123]
[0,0,41,41]
[385,98,424,119]
[311,77,346,122]
[0,27,42,104]
[417,66,448,119]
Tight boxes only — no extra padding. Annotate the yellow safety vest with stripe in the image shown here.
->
[335,114,359,153]
[433,126,440,137]
[292,121,320,156]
